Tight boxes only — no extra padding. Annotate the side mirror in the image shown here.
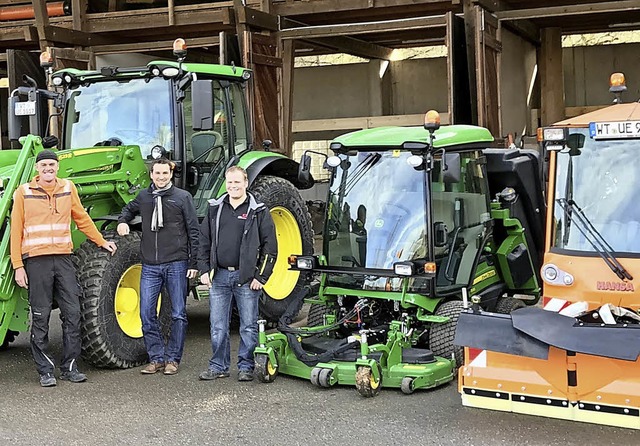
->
[442,152,461,184]
[192,80,214,131]
[187,165,199,188]
[566,133,585,156]
[298,154,312,185]
[8,96,23,141]
[434,221,448,247]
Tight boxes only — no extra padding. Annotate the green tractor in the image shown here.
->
[253,112,544,396]
[0,45,314,368]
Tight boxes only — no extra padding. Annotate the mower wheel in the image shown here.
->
[355,365,382,398]
[0,330,18,351]
[495,296,526,314]
[310,367,322,386]
[429,300,464,368]
[319,368,334,388]
[255,354,278,383]
[401,377,415,395]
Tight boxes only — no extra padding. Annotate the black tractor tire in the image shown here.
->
[249,175,314,322]
[428,300,464,368]
[495,296,526,314]
[75,231,171,368]
[0,330,18,351]
[307,303,329,327]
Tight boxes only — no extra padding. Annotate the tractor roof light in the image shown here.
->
[161,67,180,78]
[52,75,64,86]
[542,128,566,141]
[40,51,53,69]
[242,70,251,80]
[407,154,423,168]
[150,145,168,160]
[326,155,341,168]
[173,38,187,60]
[424,110,441,132]
[609,72,627,93]
[423,262,436,276]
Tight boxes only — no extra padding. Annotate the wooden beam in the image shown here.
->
[91,36,220,54]
[24,25,114,46]
[280,15,447,40]
[235,5,278,31]
[292,114,451,133]
[51,47,92,62]
[274,0,449,15]
[31,0,51,49]
[497,0,640,21]
[473,0,539,45]
[539,27,565,126]
[71,0,87,31]
[312,35,394,60]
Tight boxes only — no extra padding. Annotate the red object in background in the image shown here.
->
[0,2,69,21]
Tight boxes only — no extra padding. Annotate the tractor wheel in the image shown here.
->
[495,296,526,314]
[250,175,314,322]
[75,231,171,368]
[307,303,329,327]
[255,353,278,383]
[310,367,322,386]
[0,330,18,351]
[401,377,415,395]
[355,364,382,397]
[319,368,333,388]
[428,300,464,368]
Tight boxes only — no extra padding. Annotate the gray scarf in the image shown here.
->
[151,182,172,232]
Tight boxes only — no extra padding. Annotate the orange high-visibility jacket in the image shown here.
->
[10,176,107,269]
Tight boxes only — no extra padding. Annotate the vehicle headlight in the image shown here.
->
[150,145,167,160]
[161,67,180,78]
[394,262,414,276]
[543,265,558,281]
[543,128,565,141]
[295,256,316,270]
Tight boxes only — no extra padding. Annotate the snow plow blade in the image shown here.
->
[456,307,640,429]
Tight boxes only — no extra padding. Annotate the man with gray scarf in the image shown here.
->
[117,158,200,375]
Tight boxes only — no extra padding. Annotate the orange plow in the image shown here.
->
[456,302,640,429]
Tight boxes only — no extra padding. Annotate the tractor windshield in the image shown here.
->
[553,128,640,254]
[63,77,174,158]
[325,150,428,272]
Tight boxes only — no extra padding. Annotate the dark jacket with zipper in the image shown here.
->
[198,192,277,285]
[118,185,200,268]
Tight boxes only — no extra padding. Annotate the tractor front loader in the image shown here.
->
[253,111,543,396]
[456,73,640,429]
[0,40,314,368]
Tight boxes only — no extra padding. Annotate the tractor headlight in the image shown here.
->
[407,155,423,168]
[543,265,558,281]
[150,145,168,160]
[295,256,316,270]
[394,262,414,276]
[242,71,252,80]
[326,156,341,168]
[52,76,64,86]
[161,67,180,78]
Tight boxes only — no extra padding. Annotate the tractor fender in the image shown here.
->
[243,155,314,190]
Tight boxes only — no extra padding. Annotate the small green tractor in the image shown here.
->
[0,45,313,368]
[253,112,544,396]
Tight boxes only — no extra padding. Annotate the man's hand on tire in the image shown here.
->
[101,241,117,256]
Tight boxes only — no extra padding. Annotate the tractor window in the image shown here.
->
[324,150,428,291]
[230,83,250,152]
[64,77,173,158]
[553,129,640,254]
[432,151,491,292]
[183,81,232,215]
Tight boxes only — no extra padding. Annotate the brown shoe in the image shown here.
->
[164,362,179,375]
[141,362,165,374]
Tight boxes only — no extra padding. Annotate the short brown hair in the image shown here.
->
[152,158,175,172]
[225,165,247,180]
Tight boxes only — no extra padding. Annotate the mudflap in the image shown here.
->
[456,308,640,429]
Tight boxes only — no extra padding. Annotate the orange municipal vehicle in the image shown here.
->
[455,73,640,429]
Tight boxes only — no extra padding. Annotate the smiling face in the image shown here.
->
[225,169,248,200]
[150,162,173,189]
[35,159,59,184]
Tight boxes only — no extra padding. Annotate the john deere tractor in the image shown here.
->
[0,42,313,368]
[252,111,544,396]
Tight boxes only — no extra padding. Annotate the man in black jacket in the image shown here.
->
[117,158,200,375]
[198,166,277,382]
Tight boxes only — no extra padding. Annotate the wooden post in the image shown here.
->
[462,0,478,125]
[280,38,295,157]
[540,27,565,126]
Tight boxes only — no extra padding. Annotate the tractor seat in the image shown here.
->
[190,131,223,163]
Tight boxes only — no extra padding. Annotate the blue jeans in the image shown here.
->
[208,269,260,373]
[140,260,189,364]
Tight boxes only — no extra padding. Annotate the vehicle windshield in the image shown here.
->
[63,77,174,158]
[325,150,428,269]
[553,128,640,254]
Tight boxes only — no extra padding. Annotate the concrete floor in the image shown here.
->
[0,299,636,446]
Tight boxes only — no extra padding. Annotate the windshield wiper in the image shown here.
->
[557,198,633,281]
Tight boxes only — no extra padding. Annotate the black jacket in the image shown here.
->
[198,193,277,285]
[118,185,200,268]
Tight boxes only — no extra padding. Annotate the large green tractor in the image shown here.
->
[0,44,313,368]
[253,112,544,396]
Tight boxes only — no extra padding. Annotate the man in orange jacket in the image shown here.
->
[10,149,117,387]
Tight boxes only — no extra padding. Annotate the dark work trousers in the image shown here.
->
[24,255,82,375]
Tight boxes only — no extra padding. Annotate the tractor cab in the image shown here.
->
[321,127,492,298]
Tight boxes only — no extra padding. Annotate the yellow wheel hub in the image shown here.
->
[264,206,302,300]
[115,264,162,338]
[267,360,276,376]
